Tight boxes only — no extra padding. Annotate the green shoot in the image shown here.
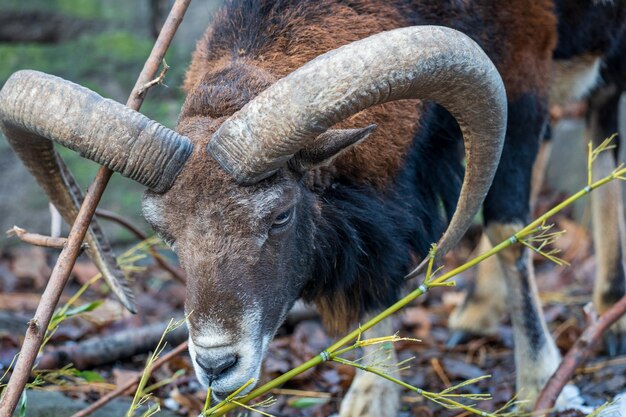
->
[587,133,618,186]
[142,369,184,395]
[519,224,569,266]
[203,387,212,413]
[126,317,186,417]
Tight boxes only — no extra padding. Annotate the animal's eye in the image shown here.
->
[272,207,294,229]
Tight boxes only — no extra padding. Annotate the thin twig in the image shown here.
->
[0,1,191,415]
[95,209,185,283]
[6,226,88,251]
[70,341,188,417]
[136,59,170,97]
[533,293,626,414]
[95,209,148,240]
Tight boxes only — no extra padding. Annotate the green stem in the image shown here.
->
[202,387,212,413]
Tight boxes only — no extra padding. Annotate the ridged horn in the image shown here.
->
[0,70,193,311]
[209,26,507,263]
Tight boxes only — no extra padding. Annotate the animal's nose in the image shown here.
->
[195,353,238,382]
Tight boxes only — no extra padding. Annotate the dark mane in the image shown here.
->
[554,0,626,59]
[303,103,464,332]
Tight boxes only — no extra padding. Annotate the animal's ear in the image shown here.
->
[289,124,377,172]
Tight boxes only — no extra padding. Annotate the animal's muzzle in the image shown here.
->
[195,352,239,384]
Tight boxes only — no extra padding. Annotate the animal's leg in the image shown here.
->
[339,316,401,417]
[448,233,507,343]
[485,222,561,406]
[448,128,553,345]
[482,95,561,407]
[587,84,626,355]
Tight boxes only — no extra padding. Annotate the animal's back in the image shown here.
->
[183,0,556,190]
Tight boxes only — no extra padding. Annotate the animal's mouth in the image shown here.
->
[188,331,267,399]
[211,390,228,402]
[209,380,256,399]
[207,374,258,402]
[192,356,260,398]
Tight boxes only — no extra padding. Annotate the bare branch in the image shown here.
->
[38,320,188,370]
[533,293,626,413]
[7,226,88,251]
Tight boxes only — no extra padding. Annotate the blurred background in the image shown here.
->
[0,0,222,248]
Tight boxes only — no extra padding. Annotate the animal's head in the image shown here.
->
[142,148,321,392]
[0,27,507,397]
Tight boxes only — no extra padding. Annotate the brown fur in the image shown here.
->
[184,2,421,190]
[181,1,556,192]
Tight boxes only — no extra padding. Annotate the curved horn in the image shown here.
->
[209,26,507,263]
[0,70,193,192]
[0,70,193,311]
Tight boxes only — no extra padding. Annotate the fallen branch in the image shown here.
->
[533,293,626,414]
[38,320,188,370]
[0,1,191,414]
[7,226,88,251]
[95,209,185,283]
[70,341,188,417]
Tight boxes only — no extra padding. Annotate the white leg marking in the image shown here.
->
[339,316,401,417]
